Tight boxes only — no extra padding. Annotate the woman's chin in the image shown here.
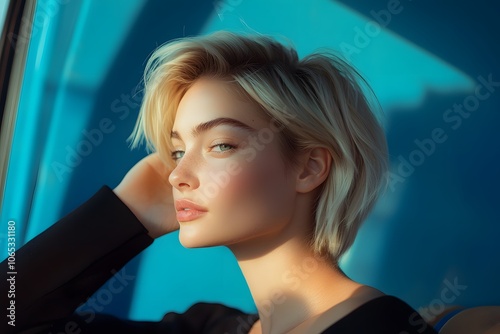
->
[178,230,218,248]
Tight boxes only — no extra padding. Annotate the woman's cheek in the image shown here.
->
[208,163,257,205]
[221,152,289,215]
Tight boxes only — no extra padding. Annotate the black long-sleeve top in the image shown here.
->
[1,186,438,333]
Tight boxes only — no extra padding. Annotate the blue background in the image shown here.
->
[1,0,499,321]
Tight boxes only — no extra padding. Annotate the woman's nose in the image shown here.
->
[168,151,200,190]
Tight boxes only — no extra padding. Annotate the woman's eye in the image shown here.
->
[211,143,236,153]
[170,143,236,162]
[171,150,184,161]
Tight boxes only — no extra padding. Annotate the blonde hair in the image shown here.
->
[129,31,388,262]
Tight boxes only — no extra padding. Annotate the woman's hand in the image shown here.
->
[113,153,178,238]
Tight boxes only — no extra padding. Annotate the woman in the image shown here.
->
[1,31,438,333]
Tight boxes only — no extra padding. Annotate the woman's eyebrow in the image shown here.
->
[170,117,257,140]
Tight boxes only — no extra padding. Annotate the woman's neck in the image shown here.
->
[229,235,364,334]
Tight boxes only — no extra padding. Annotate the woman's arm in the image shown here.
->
[0,186,153,333]
[1,153,178,333]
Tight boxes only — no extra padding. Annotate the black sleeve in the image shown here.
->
[48,302,258,334]
[0,186,154,334]
[323,295,438,334]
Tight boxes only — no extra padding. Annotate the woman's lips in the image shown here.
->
[176,209,207,222]
[175,199,208,222]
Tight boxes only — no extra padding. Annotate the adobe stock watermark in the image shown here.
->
[51,83,144,181]
[213,0,243,21]
[5,220,17,328]
[44,267,136,334]
[400,276,467,334]
[76,268,135,320]
[339,0,413,61]
[388,73,499,192]
[228,256,322,334]
[8,0,71,51]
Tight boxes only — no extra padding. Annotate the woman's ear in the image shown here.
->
[295,146,332,193]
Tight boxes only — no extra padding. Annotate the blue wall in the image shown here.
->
[1,0,499,321]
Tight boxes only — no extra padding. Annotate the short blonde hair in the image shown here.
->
[129,31,388,262]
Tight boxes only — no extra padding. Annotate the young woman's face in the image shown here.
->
[168,77,298,249]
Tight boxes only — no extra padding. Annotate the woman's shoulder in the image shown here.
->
[169,294,437,334]
[320,294,438,334]
[278,286,436,334]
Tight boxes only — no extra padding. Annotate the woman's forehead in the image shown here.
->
[173,78,270,129]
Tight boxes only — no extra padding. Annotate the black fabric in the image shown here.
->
[1,185,437,334]
[321,295,437,333]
